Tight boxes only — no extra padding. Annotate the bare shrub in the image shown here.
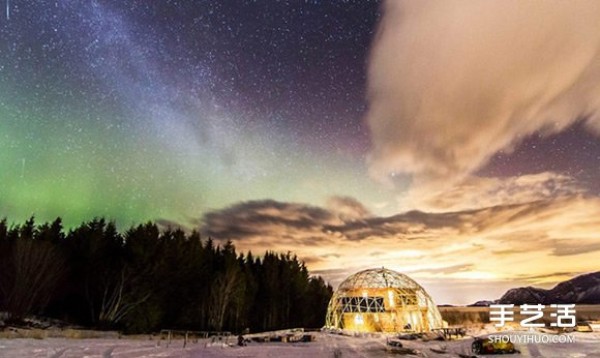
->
[0,239,64,322]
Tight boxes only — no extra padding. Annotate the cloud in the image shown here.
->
[366,0,600,190]
[202,199,342,248]
[551,241,600,257]
[406,172,584,212]
[199,195,600,304]
[517,271,582,281]
[326,196,372,221]
[410,264,474,275]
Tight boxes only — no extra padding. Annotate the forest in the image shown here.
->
[0,217,333,333]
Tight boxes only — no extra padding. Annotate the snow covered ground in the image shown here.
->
[1,330,599,357]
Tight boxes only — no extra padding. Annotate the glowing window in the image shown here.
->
[354,314,364,325]
[339,296,385,313]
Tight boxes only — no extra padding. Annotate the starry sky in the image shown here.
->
[1,0,386,224]
[2,0,600,304]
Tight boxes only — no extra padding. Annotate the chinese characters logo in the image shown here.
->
[490,304,576,328]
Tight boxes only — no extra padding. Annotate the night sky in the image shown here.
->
[2,0,600,304]
[1,0,385,224]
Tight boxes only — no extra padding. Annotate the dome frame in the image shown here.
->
[324,268,443,333]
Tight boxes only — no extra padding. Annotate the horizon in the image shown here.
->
[2,0,600,306]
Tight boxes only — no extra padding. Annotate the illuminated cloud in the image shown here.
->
[326,196,372,221]
[200,195,600,304]
[405,172,584,212]
[366,0,600,192]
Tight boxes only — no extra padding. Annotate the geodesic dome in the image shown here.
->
[325,268,443,333]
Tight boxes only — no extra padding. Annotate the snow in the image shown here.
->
[1,330,600,357]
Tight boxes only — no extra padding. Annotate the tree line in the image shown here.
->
[0,217,333,333]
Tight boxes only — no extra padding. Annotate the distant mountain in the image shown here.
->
[468,300,496,307]
[497,272,600,305]
[499,287,547,304]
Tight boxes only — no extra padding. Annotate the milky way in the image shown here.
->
[0,1,386,226]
